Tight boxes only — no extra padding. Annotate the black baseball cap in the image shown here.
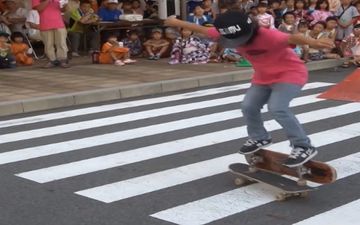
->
[213,10,256,48]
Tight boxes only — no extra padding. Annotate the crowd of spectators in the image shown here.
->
[1,0,360,69]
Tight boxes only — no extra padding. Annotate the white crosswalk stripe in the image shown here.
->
[292,199,360,225]
[1,82,360,225]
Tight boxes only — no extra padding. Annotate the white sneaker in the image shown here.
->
[123,59,137,64]
[72,52,80,57]
[114,60,125,66]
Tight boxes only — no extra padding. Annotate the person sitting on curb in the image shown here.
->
[99,34,136,66]
[0,31,16,69]
[10,31,33,66]
[143,28,169,60]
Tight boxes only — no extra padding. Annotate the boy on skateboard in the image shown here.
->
[165,9,335,167]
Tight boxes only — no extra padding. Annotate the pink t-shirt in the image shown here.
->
[32,0,65,31]
[208,27,308,85]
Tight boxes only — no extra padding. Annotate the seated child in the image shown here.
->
[143,28,170,60]
[10,32,33,66]
[122,30,143,57]
[294,21,309,59]
[164,27,180,57]
[202,0,216,20]
[121,0,136,14]
[322,16,337,41]
[256,2,275,29]
[187,5,212,25]
[303,21,340,61]
[98,0,122,22]
[0,31,16,69]
[132,0,144,15]
[68,0,100,57]
[99,34,136,66]
[143,2,158,19]
[322,16,338,54]
[278,12,297,34]
[169,28,210,65]
[341,23,360,67]
[164,27,180,45]
[270,0,283,28]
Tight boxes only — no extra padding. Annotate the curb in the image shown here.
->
[0,59,344,117]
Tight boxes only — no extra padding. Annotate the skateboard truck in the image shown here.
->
[296,166,311,186]
[245,153,264,173]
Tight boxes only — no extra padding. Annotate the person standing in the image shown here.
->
[32,0,70,68]
[165,10,335,167]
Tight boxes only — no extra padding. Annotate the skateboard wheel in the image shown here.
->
[234,178,246,186]
[297,179,307,186]
[276,193,286,201]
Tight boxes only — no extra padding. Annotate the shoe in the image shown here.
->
[283,146,318,168]
[123,59,137,64]
[148,55,155,60]
[59,61,70,68]
[153,55,160,60]
[72,52,80,57]
[43,61,57,68]
[239,139,272,154]
[169,60,179,65]
[114,60,125,66]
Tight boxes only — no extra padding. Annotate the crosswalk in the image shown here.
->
[1,81,360,225]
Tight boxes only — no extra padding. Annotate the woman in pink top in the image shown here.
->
[310,0,333,26]
[32,0,70,68]
[165,10,334,167]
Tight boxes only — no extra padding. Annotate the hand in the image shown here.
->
[310,38,335,49]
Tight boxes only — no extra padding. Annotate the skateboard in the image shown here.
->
[229,163,316,201]
[244,149,337,186]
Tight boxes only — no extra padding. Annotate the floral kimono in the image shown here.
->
[169,36,210,64]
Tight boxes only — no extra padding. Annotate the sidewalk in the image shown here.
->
[0,57,343,116]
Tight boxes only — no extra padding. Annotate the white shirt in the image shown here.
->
[26,10,41,40]
[256,13,275,29]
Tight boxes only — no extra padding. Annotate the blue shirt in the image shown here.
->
[187,15,212,25]
[98,7,122,22]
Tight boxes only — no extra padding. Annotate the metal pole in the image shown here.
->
[180,0,187,20]
[158,0,167,19]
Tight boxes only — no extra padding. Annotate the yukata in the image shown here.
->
[342,33,360,57]
[335,5,359,40]
[169,36,210,64]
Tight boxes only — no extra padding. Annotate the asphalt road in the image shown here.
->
[0,67,359,225]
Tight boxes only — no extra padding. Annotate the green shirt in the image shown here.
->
[69,9,85,33]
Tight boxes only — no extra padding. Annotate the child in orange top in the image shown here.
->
[99,34,136,66]
[10,32,33,66]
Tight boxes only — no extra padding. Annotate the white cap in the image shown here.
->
[107,0,118,4]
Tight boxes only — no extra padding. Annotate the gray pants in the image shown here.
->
[241,83,312,148]
[69,30,99,53]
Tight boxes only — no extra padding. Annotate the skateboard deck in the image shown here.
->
[245,149,337,185]
[229,163,316,201]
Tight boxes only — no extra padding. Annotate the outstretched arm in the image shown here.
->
[164,17,211,36]
[288,34,335,49]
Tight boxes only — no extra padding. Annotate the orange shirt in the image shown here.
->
[99,42,129,64]
[11,43,28,55]
[11,42,33,65]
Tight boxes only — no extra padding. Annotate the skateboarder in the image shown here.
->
[165,10,335,167]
